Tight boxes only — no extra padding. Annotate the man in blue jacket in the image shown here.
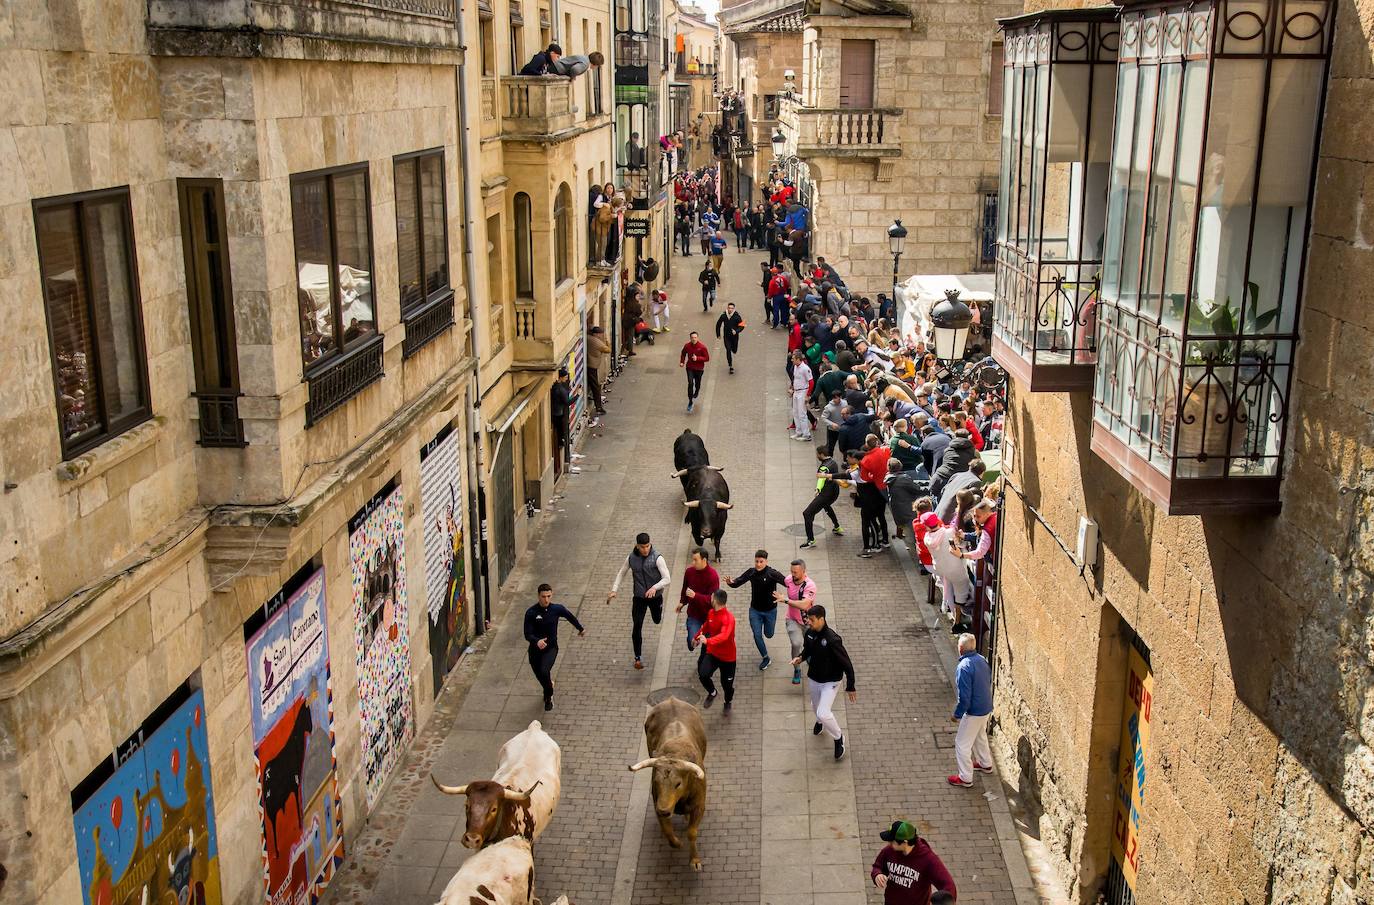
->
[949,632,993,787]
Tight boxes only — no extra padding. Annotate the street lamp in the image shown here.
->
[770,129,786,159]
[887,219,907,325]
[930,289,974,363]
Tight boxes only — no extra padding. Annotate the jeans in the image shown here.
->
[527,643,558,700]
[735,228,747,249]
[685,614,706,650]
[858,483,888,549]
[680,231,693,255]
[785,618,805,661]
[698,651,736,703]
[802,491,841,541]
[748,607,777,660]
[631,595,663,659]
[701,288,716,311]
[769,296,787,328]
[686,368,703,402]
[588,367,604,413]
[553,418,571,478]
[955,712,993,782]
[808,679,843,740]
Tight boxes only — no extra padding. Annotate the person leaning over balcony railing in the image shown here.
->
[520,42,561,75]
[549,51,604,79]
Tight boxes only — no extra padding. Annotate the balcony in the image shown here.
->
[305,334,385,427]
[481,77,501,141]
[503,76,581,140]
[147,0,460,62]
[779,98,901,159]
[993,248,1100,392]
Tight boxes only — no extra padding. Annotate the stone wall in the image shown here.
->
[991,1,1374,902]
[730,30,802,198]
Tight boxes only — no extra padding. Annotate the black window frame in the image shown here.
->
[514,192,535,298]
[553,183,572,284]
[289,162,380,375]
[177,178,246,447]
[393,148,453,313]
[34,186,153,459]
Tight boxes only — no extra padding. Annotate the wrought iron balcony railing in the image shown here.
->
[992,244,1099,391]
[305,334,385,427]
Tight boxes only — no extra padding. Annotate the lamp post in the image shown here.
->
[770,129,786,160]
[930,288,974,364]
[887,218,907,324]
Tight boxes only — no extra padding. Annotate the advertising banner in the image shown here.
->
[1110,644,1154,893]
[72,684,222,905]
[244,563,344,905]
[420,424,469,695]
[348,480,415,809]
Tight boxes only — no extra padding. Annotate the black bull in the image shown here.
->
[682,468,731,561]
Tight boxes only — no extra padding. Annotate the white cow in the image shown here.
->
[433,720,562,849]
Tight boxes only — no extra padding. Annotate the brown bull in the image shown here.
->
[432,720,562,849]
[629,697,708,870]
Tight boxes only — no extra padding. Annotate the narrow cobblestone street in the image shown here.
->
[322,245,1036,905]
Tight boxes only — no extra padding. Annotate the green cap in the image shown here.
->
[880,820,917,843]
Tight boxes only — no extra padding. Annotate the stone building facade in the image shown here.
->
[0,0,612,903]
[771,0,1017,300]
[987,0,1374,903]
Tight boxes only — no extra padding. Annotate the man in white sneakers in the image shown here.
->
[948,632,994,787]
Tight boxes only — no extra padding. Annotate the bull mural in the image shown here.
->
[432,720,562,849]
[629,697,709,870]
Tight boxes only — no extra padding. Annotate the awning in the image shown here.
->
[897,273,995,344]
[484,377,550,435]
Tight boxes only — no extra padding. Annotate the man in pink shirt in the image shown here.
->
[773,558,817,685]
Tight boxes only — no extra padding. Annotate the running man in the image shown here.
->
[869,820,957,903]
[799,446,845,548]
[523,583,586,711]
[607,532,672,670]
[725,549,786,671]
[774,559,817,684]
[791,604,856,760]
[714,302,745,374]
[694,589,737,714]
[679,331,710,413]
[676,547,720,651]
[698,260,720,311]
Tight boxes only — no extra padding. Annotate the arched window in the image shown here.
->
[514,192,534,297]
[553,183,571,283]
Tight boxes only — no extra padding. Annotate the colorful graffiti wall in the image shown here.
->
[72,683,222,905]
[244,563,344,905]
[420,423,470,695]
[348,479,415,809]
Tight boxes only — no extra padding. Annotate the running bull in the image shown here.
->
[433,836,573,905]
[682,467,731,561]
[432,720,561,849]
[629,697,708,870]
[669,429,724,488]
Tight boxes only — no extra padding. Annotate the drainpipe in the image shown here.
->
[455,0,494,632]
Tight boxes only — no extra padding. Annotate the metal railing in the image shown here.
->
[305,335,385,427]
[993,244,1099,368]
[194,391,246,447]
[401,293,456,359]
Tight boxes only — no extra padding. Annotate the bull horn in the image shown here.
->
[628,758,661,772]
[683,500,701,509]
[707,465,725,472]
[431,775,469,796]
[503,779,542,802]
[715,501,733,510]
[669,468,687,478]
[683,762,706,780]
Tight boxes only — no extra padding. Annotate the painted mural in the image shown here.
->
[420,424,470,695]
[244,563,344,905]
[348,479,415,809]
[72,684,222,905]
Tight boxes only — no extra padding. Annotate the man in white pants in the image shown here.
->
[789,351,814,440]
[791,605,857,761]
[948,632,994,787]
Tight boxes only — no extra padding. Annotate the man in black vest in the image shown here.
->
[607,532,673,670]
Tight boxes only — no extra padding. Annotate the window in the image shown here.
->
[177,179,245,447]
[480,14,496,76]
[394,150,450,313]
[35,188,151,458]
[514,192,534,297]
[762,94,780,120]
[291,164,377,371]
[510,22,524,76]
[987,42,1004,115]
[553,183,572,283]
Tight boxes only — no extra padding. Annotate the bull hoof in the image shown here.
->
[666,836,682,849]
[691,858,702,871]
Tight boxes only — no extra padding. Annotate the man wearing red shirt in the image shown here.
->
[857,436,892,556]
[869,820,956,905]
[676,547,720,651]
[694,589,737,713]
[679,331,711,413]
[767,267,791,329]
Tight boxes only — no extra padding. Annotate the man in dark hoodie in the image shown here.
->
[929,428,978,500]
[869,820,957,905]
[714,302,746,374]
[920,424,952,475]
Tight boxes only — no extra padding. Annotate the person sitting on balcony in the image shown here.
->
[550,51,604,79]
[520,42,562,76]
[626,132,647,169]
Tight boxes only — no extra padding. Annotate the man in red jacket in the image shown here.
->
[869,820,957,904]
[679,331,711,413]
[676,547,720,651]
[694,589,737,713]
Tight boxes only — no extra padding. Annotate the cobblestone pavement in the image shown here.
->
[320,244,1037,905]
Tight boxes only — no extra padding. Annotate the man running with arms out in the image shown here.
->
[676,547,720,651]
[869,820,957,904]
[694,589,737,714]
[679,331,710,413]
[607,532,672,670]
[524,583,586,711]
[774,559,818,684]
[791,604,856,760]
[714,302,745,374]
[800,446,845,549]
[725,549,786,671]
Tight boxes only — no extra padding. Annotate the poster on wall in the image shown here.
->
[348,479,415,810]
[244,562,345,905]
[72,682,222,905]
[1110,643,1154,894]
[420,424,470,696]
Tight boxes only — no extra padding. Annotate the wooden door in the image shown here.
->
[839,40,875,108]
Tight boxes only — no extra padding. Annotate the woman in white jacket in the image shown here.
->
[925,515,973,632]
